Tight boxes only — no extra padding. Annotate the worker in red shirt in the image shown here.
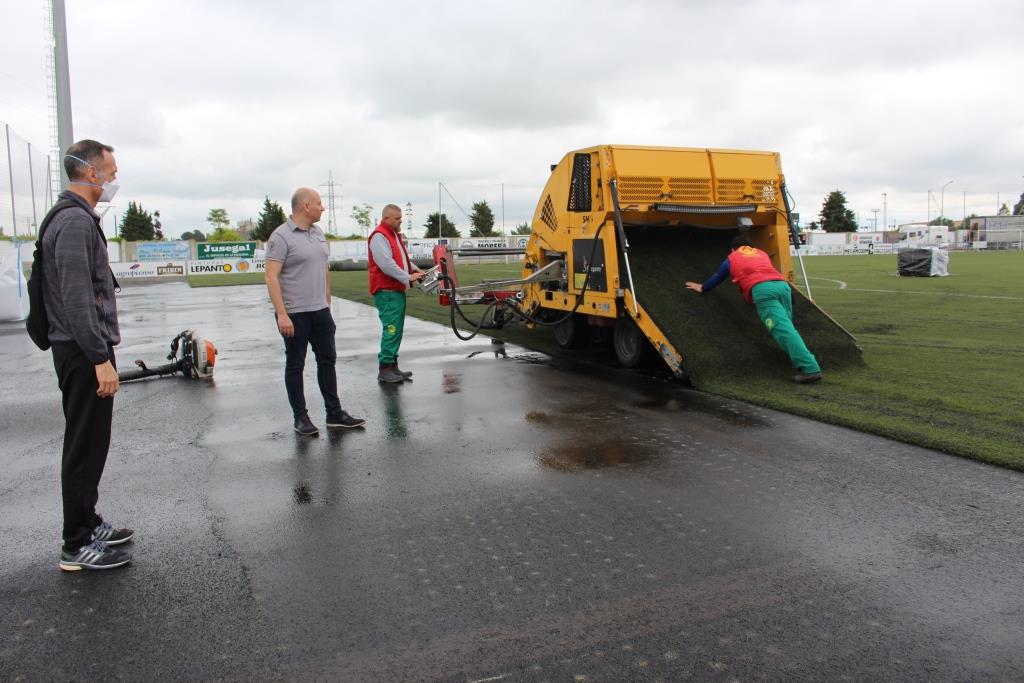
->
[368,204,424,383]
[685,235,822,383]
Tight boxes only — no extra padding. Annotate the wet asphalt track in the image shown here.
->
[1,282,1022,682]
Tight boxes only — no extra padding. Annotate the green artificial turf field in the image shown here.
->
[190,250,1024,469]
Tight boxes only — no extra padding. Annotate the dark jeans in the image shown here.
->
[52,341,115,551]
[280,308,341,419]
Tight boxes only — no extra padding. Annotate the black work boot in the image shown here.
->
[377,364,405,383]
[393,363,413,379]
[793,372,823,384]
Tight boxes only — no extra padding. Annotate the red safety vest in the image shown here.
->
[728,246,784,304]
[367,223,413,294]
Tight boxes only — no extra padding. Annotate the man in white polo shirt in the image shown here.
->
[265,187,365,436]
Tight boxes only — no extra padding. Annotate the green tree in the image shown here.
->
[181,229,206,242]
[153,210,164,241]
[469,200,496,237]
[208,227,243,242]
[511,222,532,235]
[206,208,230,232]
[818,191,857,233]
[928,216,956,228]
[423,212,460,238]
[1013,192,1024,216]
[120,201,156,241]
[961,213,979,230]
[997,203,1010,216]
[253,196,287,242]
[350,203,374,236]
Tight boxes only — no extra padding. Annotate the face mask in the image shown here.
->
[96,177,119,202]
[66,154,120,202]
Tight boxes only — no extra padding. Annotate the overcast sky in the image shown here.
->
[2,0,1022,239]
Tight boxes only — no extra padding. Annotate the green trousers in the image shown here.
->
[373,290,407,365]
[750,280,821,374]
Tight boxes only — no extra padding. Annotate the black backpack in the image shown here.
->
[25,199,106,350]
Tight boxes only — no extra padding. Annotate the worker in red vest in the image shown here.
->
[368,204,424,383]
[685,235,822,384]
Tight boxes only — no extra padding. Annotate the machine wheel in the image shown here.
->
[613,317,650,368]
[552,313,589,349]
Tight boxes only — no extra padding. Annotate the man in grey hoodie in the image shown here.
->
[42,139,133,571]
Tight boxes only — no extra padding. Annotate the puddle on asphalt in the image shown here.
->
[538,438,654,471]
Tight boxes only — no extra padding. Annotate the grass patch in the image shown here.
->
[187,273,267,287]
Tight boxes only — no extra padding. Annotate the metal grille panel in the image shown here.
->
[716,178,748,203]
[618,175,713,204]
[617,176,666,203]
[667,177,712,203]
[717,178,779,204]
[567,153,592,212]
[540,195,557,230]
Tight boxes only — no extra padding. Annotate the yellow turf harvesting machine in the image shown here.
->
[423,145,859,384]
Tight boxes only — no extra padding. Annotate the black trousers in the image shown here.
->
[51,341,115,551]
[281,308,341,419]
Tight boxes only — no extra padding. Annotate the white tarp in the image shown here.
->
[0,242,30,321]
[897,247,949,276]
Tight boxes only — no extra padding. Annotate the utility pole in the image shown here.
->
[405,202,413,238]
[871,208,879,231]
[320,170,340,234]
[882,192,887,231]
[5,124,16,237]
[48,0,74,193]
[940,179,954,223]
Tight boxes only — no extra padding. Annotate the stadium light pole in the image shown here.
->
[940,179,953,221]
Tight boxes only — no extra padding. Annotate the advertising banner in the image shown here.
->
[111,261,188,279]
[187,258,265,274]
[137,241,190,261]
[197,242,256,260]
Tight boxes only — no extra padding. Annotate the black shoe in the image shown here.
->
[92,519,133,546]
[294,413,320,436]
[326,410,366,429]
[59,540,132,572]
[793,372,823,384]
[377,364,405,383]
[393,364,413,379]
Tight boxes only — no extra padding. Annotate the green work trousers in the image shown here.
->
[750,280,821,374]
[374,290,407,365]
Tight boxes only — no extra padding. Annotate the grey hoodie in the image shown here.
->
[41,191,121,364]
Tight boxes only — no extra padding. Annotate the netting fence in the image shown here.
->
[0,122,54,240]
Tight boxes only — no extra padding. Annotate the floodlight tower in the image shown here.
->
[46,0,74,193]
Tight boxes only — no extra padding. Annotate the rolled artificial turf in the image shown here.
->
[625,226,864,387]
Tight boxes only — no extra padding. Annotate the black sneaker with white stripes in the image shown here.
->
[59,539,132,572]
[92,520,134,546]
